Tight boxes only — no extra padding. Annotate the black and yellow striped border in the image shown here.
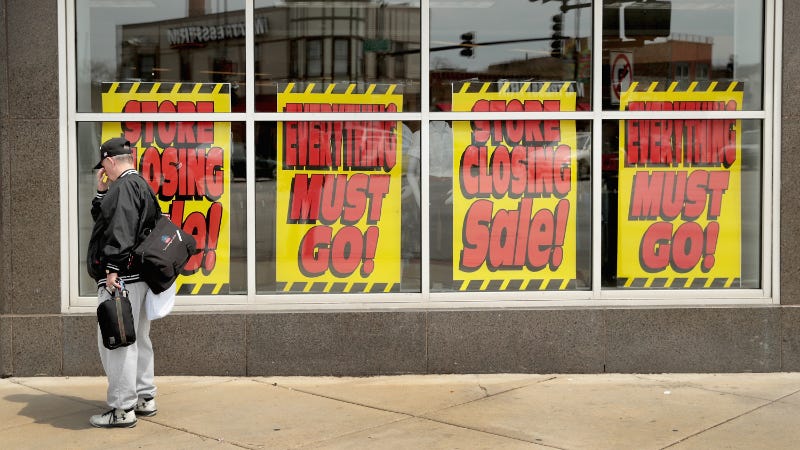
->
[176,283,230,295]
[277,282,400,293]
[102,82,230,95]
[625,80,742,94]
[455,278,577,291]
[617,277,741,289]
[454,80,576,95]
[279,82,400,96]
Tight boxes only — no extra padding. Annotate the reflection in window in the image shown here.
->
[601,119,762,289]
[307,39,323,77]
[602,0,763,110]
[76,0,247,112]
[430,0,592,111]
[254,0,421,112]
[697,64,709,80]
[430,120,593,292]
[77,0,421,113]
[75,122,248,297]
[255,121,421,294]
[334,38,349,77]
[675,62,689,81]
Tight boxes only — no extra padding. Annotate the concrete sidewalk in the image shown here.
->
[1,373,800,449]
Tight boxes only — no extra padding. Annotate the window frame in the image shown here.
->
[60,0,782,313]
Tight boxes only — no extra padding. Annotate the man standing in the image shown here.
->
[87,137,160,428]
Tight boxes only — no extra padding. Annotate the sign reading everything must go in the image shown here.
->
[276,83,404,293]
[617,81,744,288]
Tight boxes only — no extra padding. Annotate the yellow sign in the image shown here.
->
[101,82,232,294]
[276,83,403,293]
[617,81,743,288]
[452,81,578,291]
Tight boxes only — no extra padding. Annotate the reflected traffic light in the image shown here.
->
[460,31,475,58]
[550,14,563,58]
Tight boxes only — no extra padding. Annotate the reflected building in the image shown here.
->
[111,0,421,112]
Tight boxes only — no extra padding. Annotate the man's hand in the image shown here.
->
[96,167,109,191]
[106,272,120,290]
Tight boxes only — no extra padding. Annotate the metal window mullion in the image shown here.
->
[768,0,782,303]
[591,0,603,297]
[246,117,256,302]
[421,0,431,301]
[428,111,596,121]
[246,0,256,302]
[600,110,767,120]
[428,111,764,120]
[73,113,248,122]
[761,0,774,300]
[246,0,255,115]
[61,0,75,312]
[253,112,422,122]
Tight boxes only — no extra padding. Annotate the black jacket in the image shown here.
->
[87,169,160,286]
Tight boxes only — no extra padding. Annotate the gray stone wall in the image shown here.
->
[54,308,790,377]
[0,0,9,377]
[0,0,799,377]
[782,0,800,305]
[0,0,61,377]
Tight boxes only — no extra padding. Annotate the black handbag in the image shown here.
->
[97,283,136,350]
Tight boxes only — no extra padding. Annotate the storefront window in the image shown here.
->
[431,119,593,292]
[67,1,775,307]
[75,0,247,113]
[601,118,762,290]
[430,0,592,112]
[256,120,421,294]
[601,0,763,110]
[599,0,765,289]
[254,0,421,112]
[76,121,247,297]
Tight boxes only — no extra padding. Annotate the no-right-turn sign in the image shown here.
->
[610,51,633,105]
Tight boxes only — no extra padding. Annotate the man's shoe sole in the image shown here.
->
[134,410,157,417]
[90,420,137,428]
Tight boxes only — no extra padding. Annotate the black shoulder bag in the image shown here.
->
[133,191,197,294]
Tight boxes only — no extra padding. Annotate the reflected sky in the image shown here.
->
[78,0,762,85]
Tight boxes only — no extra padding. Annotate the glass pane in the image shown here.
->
[257,120,420,294]
[601,119,762,289]
[254,0,421,112]
[602,0,763,110]
[430,0,592,112]
[76,0,246,113]
[77,121,247,296]
[431,120,592,292]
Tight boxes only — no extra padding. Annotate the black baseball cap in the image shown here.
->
[93,137,132,169]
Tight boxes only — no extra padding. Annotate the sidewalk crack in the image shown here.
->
[263,376,562,449]
[660,386,800,449]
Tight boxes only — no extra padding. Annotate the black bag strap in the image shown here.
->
[131,186,163,263]
[128,185,163,270]
[143,188,163,235]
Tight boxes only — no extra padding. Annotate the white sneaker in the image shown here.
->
[90,408,137,428]
[134,397,157,417]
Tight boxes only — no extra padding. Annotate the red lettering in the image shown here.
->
[297,225,379,278]
[459,198,569,272]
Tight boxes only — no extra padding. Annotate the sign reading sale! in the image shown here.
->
[452,82,578,291]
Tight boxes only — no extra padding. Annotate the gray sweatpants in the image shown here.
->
[96,281,156,410]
